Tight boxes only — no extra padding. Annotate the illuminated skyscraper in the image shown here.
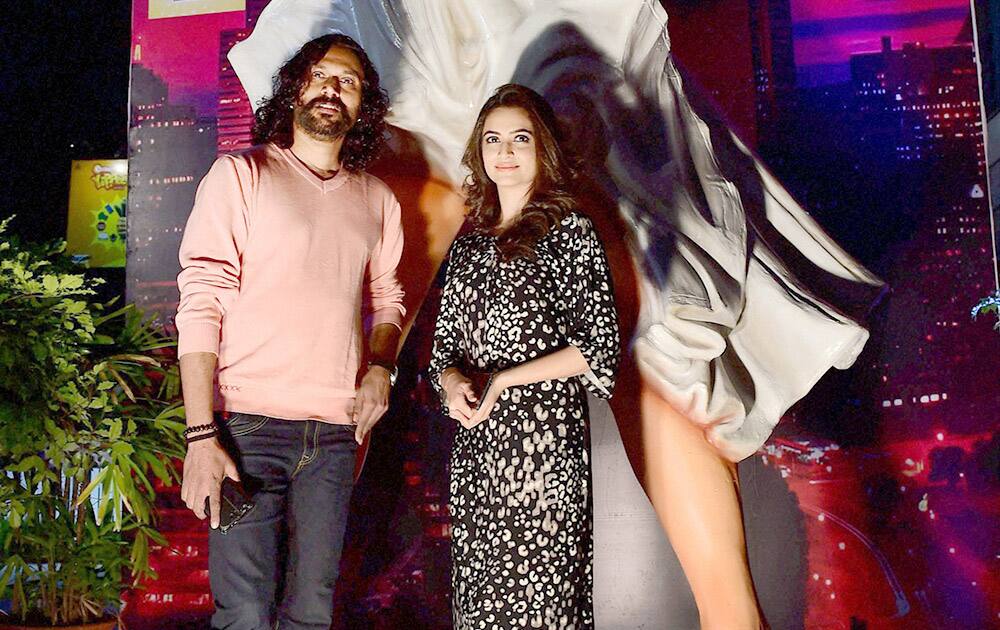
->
[972,2,1000,263]
[128,64,217,313]
[216,0,271,154]
[852,38,984,169]
[749,0,796,132]
[850,39,996,434]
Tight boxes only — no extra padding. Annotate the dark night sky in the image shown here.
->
[1,1,132,245]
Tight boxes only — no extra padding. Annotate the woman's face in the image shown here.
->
[481,106,538,192]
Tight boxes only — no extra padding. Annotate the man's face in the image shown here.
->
[294,45,365,141]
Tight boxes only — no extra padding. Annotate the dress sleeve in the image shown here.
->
[428,239,467,408]
[557,214,621,399]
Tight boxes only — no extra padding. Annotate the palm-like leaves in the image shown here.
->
[0,221,184,625]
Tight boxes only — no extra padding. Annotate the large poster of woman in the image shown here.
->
[126,1,997,627]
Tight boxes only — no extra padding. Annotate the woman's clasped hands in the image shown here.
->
[440,368,505,429]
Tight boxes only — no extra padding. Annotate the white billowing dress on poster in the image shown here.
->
[229,1,882,626]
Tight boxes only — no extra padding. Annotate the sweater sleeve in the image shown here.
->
[175,156,252,357]
[367,192,406,329]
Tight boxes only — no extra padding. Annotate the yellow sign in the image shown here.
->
[67,160,128,268]
[148,0,245,19]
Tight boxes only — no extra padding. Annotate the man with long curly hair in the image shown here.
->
[174,34,404,629]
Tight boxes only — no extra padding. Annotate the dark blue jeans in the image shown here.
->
[209,414,357,630]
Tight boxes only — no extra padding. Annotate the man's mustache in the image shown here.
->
[305,96,345,112]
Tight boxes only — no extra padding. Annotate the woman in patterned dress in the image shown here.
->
[429,84,621,629]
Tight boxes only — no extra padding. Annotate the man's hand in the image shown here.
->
[353,365,391,444]
[179,353,237,528]
[441,368,479,429]
[181,437,240,529]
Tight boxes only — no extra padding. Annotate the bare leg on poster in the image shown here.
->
[641,389,766,630]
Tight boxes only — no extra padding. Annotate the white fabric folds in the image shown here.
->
[230,0,883,461]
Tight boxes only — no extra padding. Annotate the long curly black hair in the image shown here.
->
[462,84,579,260]
[251,34,390,172]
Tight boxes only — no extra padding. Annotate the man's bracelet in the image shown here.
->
[183,422,217,436]
[185,430,219,445]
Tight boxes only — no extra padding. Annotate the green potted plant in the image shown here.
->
[0,220,186,628]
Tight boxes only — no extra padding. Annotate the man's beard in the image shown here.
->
[295,96,355,140]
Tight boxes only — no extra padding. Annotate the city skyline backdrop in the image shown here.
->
[130,0,974,117]
[793,0,970,84]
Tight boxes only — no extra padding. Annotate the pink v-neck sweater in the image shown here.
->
[175,143,406,423]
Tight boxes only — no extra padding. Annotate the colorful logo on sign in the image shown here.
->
[91,164,128,191]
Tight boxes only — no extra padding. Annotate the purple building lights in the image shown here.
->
[216,0,270,155]
[127,63,216,313]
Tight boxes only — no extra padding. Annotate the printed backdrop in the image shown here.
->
[126,1,998,628]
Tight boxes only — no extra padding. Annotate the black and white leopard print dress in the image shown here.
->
[429,211,620,630]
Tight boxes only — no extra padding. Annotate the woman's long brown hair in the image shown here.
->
[461,84,578,260]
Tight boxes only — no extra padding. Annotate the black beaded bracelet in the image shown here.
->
[183,422,216,436]
[185,430,219,444]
